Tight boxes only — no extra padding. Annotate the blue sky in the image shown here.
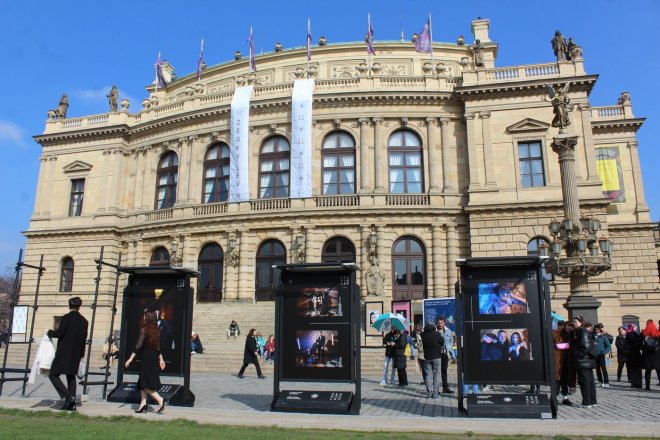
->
[0,1,658,272]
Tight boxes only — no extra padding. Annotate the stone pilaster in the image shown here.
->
[373,117,385,193]
[431,224,444,298]
[133,147,147,210]
[627,141,650,220]
[578,104,599,183]
[465,113,481,190]
[359,118,371,193]
[440,117,454,192]
[426,117,441,194]
[480,112,496,187]
[446,223,458,295]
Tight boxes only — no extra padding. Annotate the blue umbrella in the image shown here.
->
[371,313,411,332]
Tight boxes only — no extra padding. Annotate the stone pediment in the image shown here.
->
[506,118,550,134]
[62,160,93,173]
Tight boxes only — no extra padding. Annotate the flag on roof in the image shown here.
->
[366,14,375,55]
[196,38,204,81]
[306,18,312,61]
[156,52,168,89]
[248,27,257,72]
[415,18,432,54]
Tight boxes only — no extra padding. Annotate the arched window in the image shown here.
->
[155,151,178,209]
[255,240,286,301]
[527,236,553,281]
[321,237,356,263]
[392,236,426,300]
[388,130,423,193]
[59,257,74,292]
[259,136,290,199]
[322,131,356,195]
[198,243,224,302]
[150,246,170,267]
[203,143,230,203]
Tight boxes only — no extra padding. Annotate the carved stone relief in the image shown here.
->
[207,79,234,95]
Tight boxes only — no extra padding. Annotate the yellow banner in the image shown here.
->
[596,159,620,192]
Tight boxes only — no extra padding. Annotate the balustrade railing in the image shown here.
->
[250,198,290,211]
[386,194,430,206]
[593,106,624,118]
[314,195,359,207]
[193,202,228,216]
[145,209,173,221]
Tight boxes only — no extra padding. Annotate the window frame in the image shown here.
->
[321,131,357,196]
[387,129,424,194]
[197,243,224,302]
[258,136,290,199]
[154,151,179,210]
[321,236,356,263]
[202,143,230,204]
[59,257,74,292]
[391,236,427,300]
[149,246,170,267]
[68,178,85,217]
[517,140,546,189]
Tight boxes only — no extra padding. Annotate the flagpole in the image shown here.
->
[429,13,434,74]
[368,13,372,76]
[306,17,310,76]
[198,38,204,81]
[249,26,252,74]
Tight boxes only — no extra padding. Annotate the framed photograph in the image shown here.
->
[391,300,411,332]
[11,305,28,334]
[281,325,352,381]
[364,301,383,346]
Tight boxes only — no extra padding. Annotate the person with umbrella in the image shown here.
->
[393,328,408,387]
[373,313,411,386]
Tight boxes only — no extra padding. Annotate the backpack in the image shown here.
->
[644,336,659,352]
[605,332,614,345]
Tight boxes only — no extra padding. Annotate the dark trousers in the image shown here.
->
[49,373,76,399]
[628,365,643,387]
[616,360,626,381]
[576,368,597,405]
[238,360,262,377]
[645,368,660,389]
[440,353,450,390]
[595,355,609,384]
[397,367,408,385]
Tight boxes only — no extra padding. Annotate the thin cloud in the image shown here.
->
[0,120,28,147]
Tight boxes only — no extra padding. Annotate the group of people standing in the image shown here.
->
[381,317,454,398]
[553,316,660,409]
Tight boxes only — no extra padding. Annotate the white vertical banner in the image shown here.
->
[230,85,254,202]
[291,79,315,198]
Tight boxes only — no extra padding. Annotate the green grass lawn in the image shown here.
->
[0,408,642,440]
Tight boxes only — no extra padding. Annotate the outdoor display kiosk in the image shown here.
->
[107,266,197,406]
[456,257,557,419]
[271,263,361,415]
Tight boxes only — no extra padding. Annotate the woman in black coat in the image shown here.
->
[125,311,166,413]
[238,328,265,379]
[615,326,628,382]
[392,329,408,386]
[625,324,643,388]
[572,316,597,407]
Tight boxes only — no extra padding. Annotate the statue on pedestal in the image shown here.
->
[366,257,386,296]
[472,39,484,67]
[47,94,69,120]
[567,37,583,60]
[551,30,568,61]
[544,83,571,132]
[107,85,118,112]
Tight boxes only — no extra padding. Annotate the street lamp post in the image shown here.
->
[542,83,612,324]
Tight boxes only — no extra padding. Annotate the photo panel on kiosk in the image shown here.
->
[279,269,353,382]
[121,273,188,376]
[461,263,547,384]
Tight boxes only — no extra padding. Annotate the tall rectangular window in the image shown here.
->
[69,179,85,216]
[518,141,545,188]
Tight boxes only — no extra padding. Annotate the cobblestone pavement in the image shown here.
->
[1,368,659,437]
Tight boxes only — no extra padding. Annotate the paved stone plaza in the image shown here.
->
[0,369,659,437]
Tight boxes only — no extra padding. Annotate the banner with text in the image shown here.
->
[422,298,457,333]
[291,79,315,198]
[230,85,254,202]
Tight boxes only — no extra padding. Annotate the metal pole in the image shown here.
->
[0,249,23,396]
[102,252,122,399]
[83,246,104,395]
[21,254,45,396]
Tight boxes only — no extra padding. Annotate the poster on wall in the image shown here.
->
[422,298,457,332]
[596,146,626,203]
[11,305,28,334]
[391,300,411,332]
[364,301,383,346]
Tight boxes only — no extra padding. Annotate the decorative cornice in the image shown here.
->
[455,75,598,101]
[591,118,645,133]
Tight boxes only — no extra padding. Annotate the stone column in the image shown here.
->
[446,222,458,296]
[34,156,48,216]
[373,117,385,193]
[237,231,252,302]
[431,224,445,298]
[627,141,650,216]
[359,118,371,192]
[426,117,441,194]
[41,156,57,216]
[578,104,599,182]
[465,113,481,190]
[480,112,496,187]
[440,117,454,192]
[133,148,146,210]
[177,136,196,204]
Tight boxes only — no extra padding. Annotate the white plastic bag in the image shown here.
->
[77,359,86,379]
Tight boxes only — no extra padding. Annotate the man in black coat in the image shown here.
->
[572,315,597,407]
[421,323,444,398]
[47,297,88,411]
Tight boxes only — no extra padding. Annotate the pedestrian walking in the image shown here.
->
[237,328,265,379]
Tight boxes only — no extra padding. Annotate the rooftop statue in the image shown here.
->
[544,83,571,133]
[107,85,118,112]
[567,37,583,60]
[472,39,484,67]
[47,93,69,120]
[551,30,568,61]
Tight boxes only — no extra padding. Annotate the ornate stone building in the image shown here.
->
[22,19,658,339]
